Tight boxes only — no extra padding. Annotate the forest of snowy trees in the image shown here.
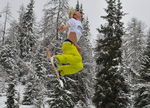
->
[0,0,150,108]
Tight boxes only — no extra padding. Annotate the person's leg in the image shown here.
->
[56,41,82,65]
[61,42,81,56]
[56,54,82,65]
[55,41,84,76]
[57,62,83,76]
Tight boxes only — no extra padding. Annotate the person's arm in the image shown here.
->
[59,18,74,32]
[59,24,71,32]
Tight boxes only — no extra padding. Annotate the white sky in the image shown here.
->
[0,0,150,39]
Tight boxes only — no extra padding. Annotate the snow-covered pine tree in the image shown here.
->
[2,19,23,83]
[33,51,47,80]
[140,29,150,81]
[0,44,18,82]
[122,18,146,80]
[32,48,49,107]
[75,1,84,21]
[17,4,26,46]
[6,21,19,49]
[75,0,80,11]
[0,9,24,95]
[6,13,34,84]
[76,2,94,106]
[134,29,150,108]
[42,0,69,47]
[18,0,36,60]
[21,56,39,106]
[0,65,7,93]
[16,5,30,82]
[77,17,95,107]
[18,5,26,24]
[1,3,11,45]
[19,0,38,105]
[122,18,146,107]
[22,62,41,106]
[134,86,150,108]
[80,4,84,21]
[6,83,16,108]
[0,26,3,43]
[93,0,129,107]
[22,82,34,105]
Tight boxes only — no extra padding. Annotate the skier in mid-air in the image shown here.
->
[51,9,84,76]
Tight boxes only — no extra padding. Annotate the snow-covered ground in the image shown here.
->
[15,84,25,104]
[20,105,35,108]
[0,83,36,108]
[16,84,36,108]
[0,93,7,108]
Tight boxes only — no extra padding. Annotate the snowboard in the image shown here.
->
[45,48,64,88]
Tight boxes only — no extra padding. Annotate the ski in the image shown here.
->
[45,47,64,88]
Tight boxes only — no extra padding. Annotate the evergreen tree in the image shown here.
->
[18,0,36,60]
[0,65,7,93]
[0,26,3,43]
[6,21,19,50]
[6,83,16,108]
[122,18,146,81]
[32,48,48,107]
[93,0,129,107]
[140,29,150,81]
[33,49,47,80]
[77,17,94,107]
[134,86,150,108]
[22,48,48,107]
[80,4,84,21]
[22,82,34,105]
[42,0,69,43]
[75,1,84,21]
[18,5,26,23]
[1,3,11,45]
[134,29,150,108]
[17,1,37,104]
[15,5,32,82]
[1,20,22,83]
[75,0,80,11]
[0,44,19,82]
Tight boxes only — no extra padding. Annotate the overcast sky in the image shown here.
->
[0,0,150,39]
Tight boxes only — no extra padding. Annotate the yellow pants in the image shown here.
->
[56,42,83,76]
